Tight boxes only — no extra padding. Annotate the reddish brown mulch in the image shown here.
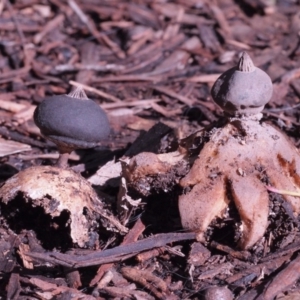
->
[1,0,300,299]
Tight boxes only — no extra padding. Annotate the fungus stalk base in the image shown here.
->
[56,145,74,168]
[56,152,70,168]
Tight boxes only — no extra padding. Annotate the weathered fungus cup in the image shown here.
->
[0,165,126,248]
[179,52,300,249]
[0,166,98,247]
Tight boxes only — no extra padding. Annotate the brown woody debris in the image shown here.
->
[121,266,172,299]
[188,242,211,267]
[122,150,187,196]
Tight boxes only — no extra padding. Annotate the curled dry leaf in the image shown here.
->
[179,118,300,249]
[122,151,188,196]
[0,166,111,247]
[88,160,122,187]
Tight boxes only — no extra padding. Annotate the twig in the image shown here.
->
[264,111,300,126]
[55,63,124,73]
[266,185,300,197]
[69,80,121,103]
[68,0,125,59]
[34,14,65,44]
[226,254,292,286]
[0,66,30,81]
[19,153,80,161]
[92,74,162,83]
[210,241,251,261]
[187,74,221,83]
[154,86,194,106]
[25,232,196,268]
[264,103,300,112]
[0,126,48,148]
[121,267,168,299]
[249,254,300,300]
[5,0,26,46]
[90,218,145,288]
[102,99,160,109]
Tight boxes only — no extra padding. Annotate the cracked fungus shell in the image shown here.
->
[0,166,98,247]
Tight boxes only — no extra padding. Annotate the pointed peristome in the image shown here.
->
[68,86,88,100]
[237,52,255,73]
[211,52,273,116]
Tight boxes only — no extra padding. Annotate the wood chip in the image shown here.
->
[0,138,31,157]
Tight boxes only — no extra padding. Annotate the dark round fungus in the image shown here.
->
[34,87,110,167]
[34,93,110,149]
[211,51,273,116]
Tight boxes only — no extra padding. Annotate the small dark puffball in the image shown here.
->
[203,286,233,300]
[34,95,110,149]
[211,52,273,116]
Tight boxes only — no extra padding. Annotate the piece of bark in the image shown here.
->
[226,254,292,286]
[259,254,300,300]
[188,242,211,266]
[121,267,171,299]
[6,273,21,300]
[26,232,196,268]
[198,25,221,54]
[0,234,19,273]
[64,267,82,289]
[75,42,98,85]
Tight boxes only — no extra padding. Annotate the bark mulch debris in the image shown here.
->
[1,0,300,299]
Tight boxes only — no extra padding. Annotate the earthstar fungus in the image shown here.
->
[179,52,300,249]
[121,52,300,249]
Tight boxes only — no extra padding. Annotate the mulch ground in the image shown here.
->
[1,0,300,299]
